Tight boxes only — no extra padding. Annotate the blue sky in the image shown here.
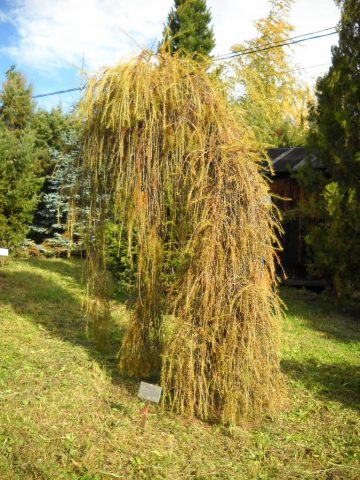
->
[0,2,79,109]
[0,0,341,111]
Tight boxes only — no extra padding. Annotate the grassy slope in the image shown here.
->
[0,258,359,480]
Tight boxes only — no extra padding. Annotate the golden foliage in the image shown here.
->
[230,0,311,147]
[76,52,284,424]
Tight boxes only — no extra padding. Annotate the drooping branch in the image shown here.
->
[76,52,284,424]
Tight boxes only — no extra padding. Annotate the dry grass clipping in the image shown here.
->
[76,52,284,425]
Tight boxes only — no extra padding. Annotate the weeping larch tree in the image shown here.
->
[75,52,284,425]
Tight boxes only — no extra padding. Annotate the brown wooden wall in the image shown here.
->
[269,177,307,280]
[270,176,304,212]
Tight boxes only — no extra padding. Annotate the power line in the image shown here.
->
[33,86,84,98]
[216,29,338,61]
[215,26,337,61]
[216,31,338,61]
[32,63,331,100]
[10,27,338,100]
[292,62,331,73]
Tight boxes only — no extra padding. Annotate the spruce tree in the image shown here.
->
[0,124,41,247]
[32,106,69,175]
[0,66,34,130]
[0,67,41,247]
[31,124,80,246]
[301,0,360,298]
[161,0,215,58]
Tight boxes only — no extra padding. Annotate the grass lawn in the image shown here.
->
[0,258,359,480]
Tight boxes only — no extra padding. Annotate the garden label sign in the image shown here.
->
[138,381,162,404]
[138,382,162,428]
[0,248,8,266]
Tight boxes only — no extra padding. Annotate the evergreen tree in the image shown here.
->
[300,0,360,298]
[161,0,215,58]
[0,66,34,130]
[31,125,80,245]
[29,106,78,247]
[0,67,42,248]
[32,106,70,175]
[230,0,310,147]
[0,124,41,247]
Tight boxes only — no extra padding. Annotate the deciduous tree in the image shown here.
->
[230,0,310,147]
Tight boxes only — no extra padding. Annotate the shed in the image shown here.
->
[267,147,323,286]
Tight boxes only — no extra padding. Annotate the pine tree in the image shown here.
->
[161,0,215,58]
[32,106,69,175]
[0,66,34,130]
[300,0,360,298]
[0,67,41,248]
[0,124,42,247]
[230,0,310,147]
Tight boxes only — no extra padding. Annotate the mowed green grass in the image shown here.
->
[0,258,359,480]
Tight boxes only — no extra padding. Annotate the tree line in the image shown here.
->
[0,66,80,252]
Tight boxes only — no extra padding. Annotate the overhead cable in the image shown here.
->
[215,31,338,61]
[215,26,337,61]
[7,27,338,100]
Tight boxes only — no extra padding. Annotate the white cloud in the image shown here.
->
[210,0,340,84]
[0,9,8,22]
[5,0,173,72]
[4,0,340,84]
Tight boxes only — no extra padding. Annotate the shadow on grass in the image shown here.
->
[281,287,360,344]
[25,256,86,282]
[282,358,360,413]
[2,260,358,407]
[0,260,133,390]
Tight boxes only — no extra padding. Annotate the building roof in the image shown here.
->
[267,147,318,175]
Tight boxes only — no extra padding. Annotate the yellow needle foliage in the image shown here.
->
[230,0,311,148]
[77,52,284,425]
